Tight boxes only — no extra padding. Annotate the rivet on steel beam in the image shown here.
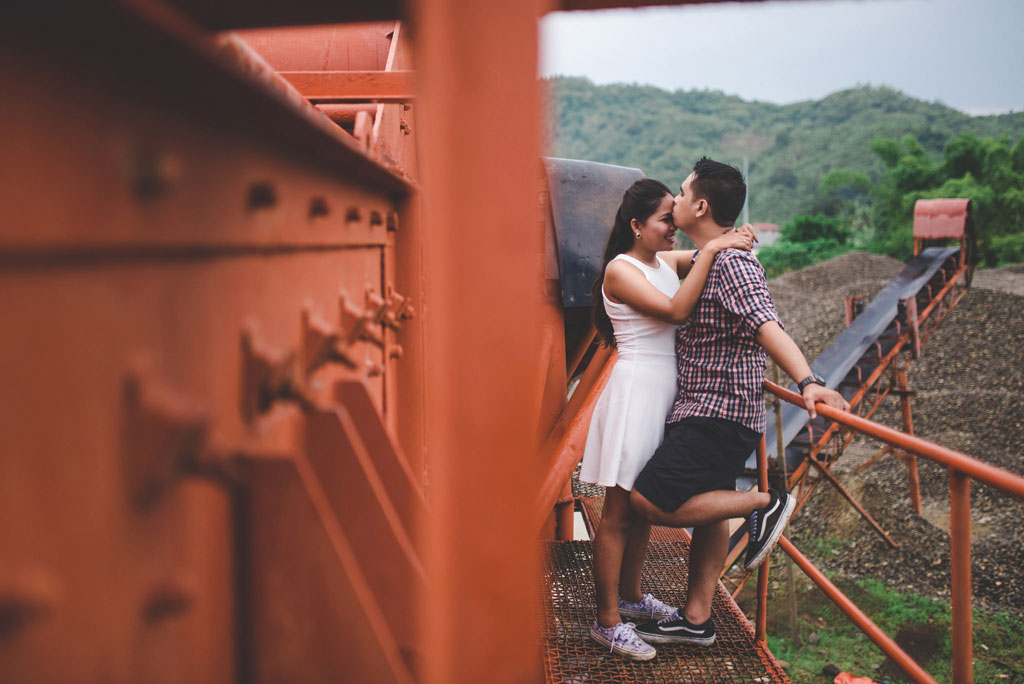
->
[400,119,411,135]
[240,329,316,423]
[0,570,59,639]
[369,210,384,227]
[142,579,194,624]
[403,103,412,112]
[345,207,362,223]
[309,196,330,219]
[246,182,277,211]
[381,287,415,330]
[388,344,404,360]
[365,360,385,378]
[302,308,358,376]
[130,150,180,200]
[386,211,399,232]
[339,292,384,349]
[122,373,210,510]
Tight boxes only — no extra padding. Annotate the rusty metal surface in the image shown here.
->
[913,198,972,240]
[0,4,409,195]
[241,456,415,683]
[236,24,396,70]
[281,70,415,103]
[542,541,791,684]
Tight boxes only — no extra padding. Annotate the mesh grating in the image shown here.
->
[572,462,606,499]
[541,541,791,684]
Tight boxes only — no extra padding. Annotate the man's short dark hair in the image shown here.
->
[691,157,746,227]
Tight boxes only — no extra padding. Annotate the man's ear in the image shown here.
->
[695,199,708,219]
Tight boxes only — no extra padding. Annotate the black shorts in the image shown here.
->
[633,416,761,513]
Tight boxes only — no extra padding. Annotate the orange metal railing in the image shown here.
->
[757,380,1024,684]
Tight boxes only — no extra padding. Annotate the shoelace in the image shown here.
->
[657,610,680,626]
[645,594,672,619]
[609,622,642,653]
[748,509,759,544]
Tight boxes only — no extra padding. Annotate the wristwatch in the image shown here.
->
[798,373,826,392]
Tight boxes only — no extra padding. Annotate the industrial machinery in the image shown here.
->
[2,3,1021,684]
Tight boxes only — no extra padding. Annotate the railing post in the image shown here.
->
[950,470,973,684]
[755,435,769,643]
[554,477,574,541]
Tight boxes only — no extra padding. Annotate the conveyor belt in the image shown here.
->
[731,246,961,550]
[749,246,959,472]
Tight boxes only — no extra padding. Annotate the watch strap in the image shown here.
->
[798,373,826,392]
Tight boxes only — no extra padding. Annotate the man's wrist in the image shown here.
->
[798,373,826,392]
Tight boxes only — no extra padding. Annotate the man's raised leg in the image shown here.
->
[630,487,769,529]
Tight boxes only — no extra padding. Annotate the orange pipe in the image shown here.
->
[554,478,575,541]
[755,436,769,643]
[778,537,940,684]
[764,382,1024,498]
[533,347,617,531]
[950,471,973,684]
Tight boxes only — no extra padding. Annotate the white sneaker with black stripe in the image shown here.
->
[744,488,795,571]
[635,611,716,646]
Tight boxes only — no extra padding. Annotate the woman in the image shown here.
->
[580,178,754,660]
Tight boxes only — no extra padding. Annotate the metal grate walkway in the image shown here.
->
[542,541,791,683]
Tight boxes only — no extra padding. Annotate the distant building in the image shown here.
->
[752,222,781,252]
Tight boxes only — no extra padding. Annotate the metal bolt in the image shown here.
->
[309,197,330,219]
[247,182,276,211]
[369,210,384,227]
[345,207,362,223]
[386,211,399,232]
[131,149,180,200]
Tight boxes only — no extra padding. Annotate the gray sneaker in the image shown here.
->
[589,620,657,661]
[618,593,677,622]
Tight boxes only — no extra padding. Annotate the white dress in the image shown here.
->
[579,253,680,490]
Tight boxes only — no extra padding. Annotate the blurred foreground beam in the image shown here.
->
[413,0,548,682]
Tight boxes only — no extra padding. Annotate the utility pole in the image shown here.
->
[742,156,750,226]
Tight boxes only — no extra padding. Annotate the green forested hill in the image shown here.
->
[545,77,1024,226]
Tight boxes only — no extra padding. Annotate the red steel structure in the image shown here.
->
[0,3,1006,684]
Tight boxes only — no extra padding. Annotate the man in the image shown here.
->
[630,157,850,646]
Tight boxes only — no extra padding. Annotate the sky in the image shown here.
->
[539,0,1024,115]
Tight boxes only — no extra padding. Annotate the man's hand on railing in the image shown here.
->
[801,384,850,419]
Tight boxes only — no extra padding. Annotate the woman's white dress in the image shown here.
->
[579,253,680,490]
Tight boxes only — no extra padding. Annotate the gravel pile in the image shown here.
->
[769,253,1024,618]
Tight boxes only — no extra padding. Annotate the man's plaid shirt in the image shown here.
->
[667,248,782,434]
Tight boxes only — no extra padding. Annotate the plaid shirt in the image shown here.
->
[667,248,782,434]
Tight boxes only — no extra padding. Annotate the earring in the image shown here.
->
[635,232,641,238]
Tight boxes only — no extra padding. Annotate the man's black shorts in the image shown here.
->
[633,416,761,513]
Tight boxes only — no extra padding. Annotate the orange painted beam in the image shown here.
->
[413,0,548,682]
[779,537,940,684]
[280,70,415,103]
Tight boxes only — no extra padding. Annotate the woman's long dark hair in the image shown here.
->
[592,178,672,347]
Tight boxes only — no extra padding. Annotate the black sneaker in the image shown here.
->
[744,488,795,571]
[635,611,716,646]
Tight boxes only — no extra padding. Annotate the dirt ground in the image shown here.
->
[769,254,1024,620]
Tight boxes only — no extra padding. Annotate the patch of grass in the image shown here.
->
[756,576,1024,684]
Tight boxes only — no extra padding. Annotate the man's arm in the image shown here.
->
[756,321,850,419]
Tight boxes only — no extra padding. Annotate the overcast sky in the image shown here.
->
[539,0,1024,115]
